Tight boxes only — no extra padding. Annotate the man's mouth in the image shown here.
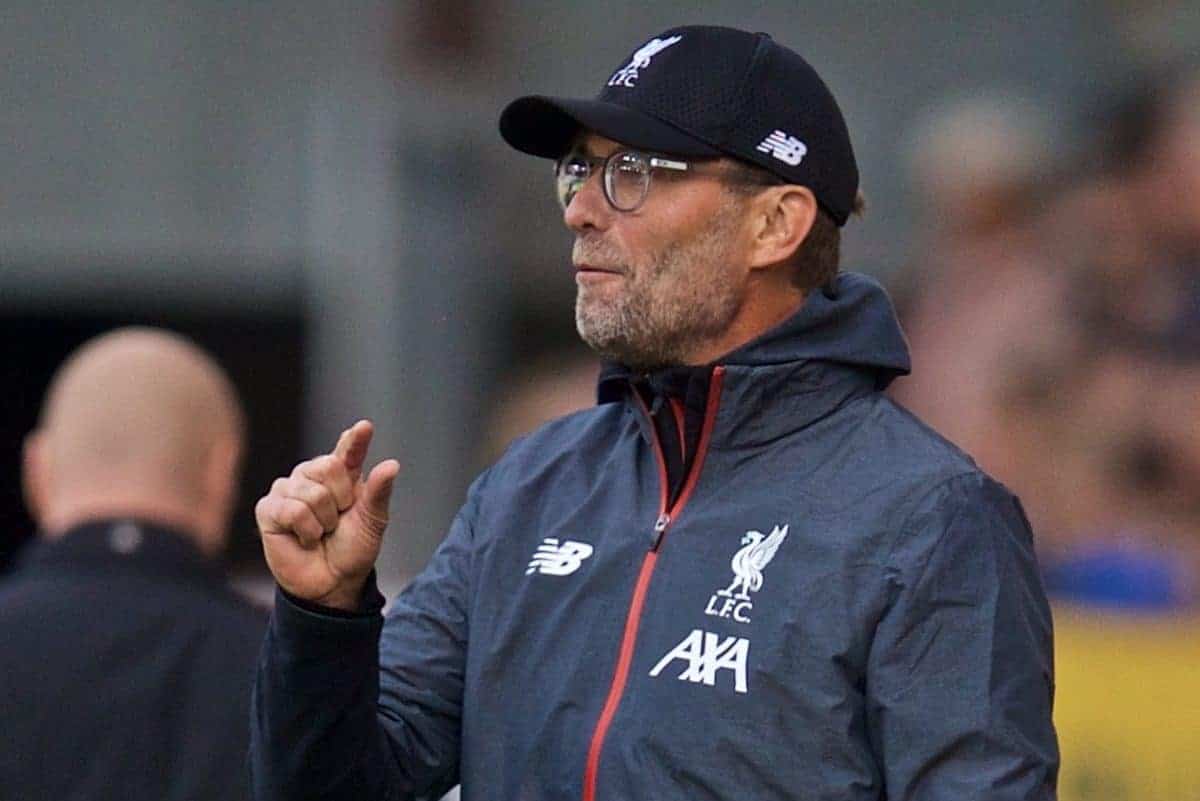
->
[575,263,623,276]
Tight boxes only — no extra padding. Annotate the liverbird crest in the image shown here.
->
[608,35,683,88]
[718,525,789,602]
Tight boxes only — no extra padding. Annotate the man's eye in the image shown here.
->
[563,160,590,178]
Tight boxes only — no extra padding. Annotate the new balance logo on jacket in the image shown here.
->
[526,538,594,575]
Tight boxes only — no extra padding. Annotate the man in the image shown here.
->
[252,25,1058,801]
[0,327,265,800]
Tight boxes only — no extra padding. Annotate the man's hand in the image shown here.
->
[256,420,400,611]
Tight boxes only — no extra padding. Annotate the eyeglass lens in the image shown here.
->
[556,151,652,212]
[556,157,590,210]
[604,152,651,211]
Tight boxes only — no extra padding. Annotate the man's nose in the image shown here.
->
[563,172,611,233]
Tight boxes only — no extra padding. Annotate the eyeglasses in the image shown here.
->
[555,149,691,213]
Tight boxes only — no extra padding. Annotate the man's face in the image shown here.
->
[563,133,751,370]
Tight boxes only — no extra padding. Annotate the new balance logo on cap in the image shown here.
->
[757,130,807,166]
[607,35,683,88]
[526,538,594,576]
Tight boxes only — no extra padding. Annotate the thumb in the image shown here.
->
[359,458,400,525]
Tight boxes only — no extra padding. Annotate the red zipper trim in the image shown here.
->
[581,366,726,801]
[580,550,658,801]
[633,389,671,519]
[666,368,724,528]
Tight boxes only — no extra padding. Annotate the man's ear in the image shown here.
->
[197,433,243,555]
[747,185,818,271]
[22,432,49,529]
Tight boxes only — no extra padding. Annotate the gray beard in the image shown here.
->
[574,214,744,371]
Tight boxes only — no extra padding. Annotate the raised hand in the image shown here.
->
[255,420,400,610]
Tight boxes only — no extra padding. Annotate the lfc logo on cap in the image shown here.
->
[608,35,683,88]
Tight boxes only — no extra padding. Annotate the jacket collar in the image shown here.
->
[15,518,227,590]
[597,272,911,447]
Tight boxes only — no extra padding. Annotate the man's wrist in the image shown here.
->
[278,572,382,618]
[314,577,370,613]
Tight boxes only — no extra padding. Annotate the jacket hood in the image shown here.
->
[598,271,911,400]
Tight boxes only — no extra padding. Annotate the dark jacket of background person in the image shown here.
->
[0,518,266,801]
[251,273,1059,801]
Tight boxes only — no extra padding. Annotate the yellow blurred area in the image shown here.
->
[1053,605,1200,801]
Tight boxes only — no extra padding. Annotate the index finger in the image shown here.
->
[333,419,374,476]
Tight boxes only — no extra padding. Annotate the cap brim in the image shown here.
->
[499,95,721,159]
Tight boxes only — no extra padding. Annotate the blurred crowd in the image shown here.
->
[885,66,1200,797]
[891,62,1200,612]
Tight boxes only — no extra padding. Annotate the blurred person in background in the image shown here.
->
[1075,62,1200,358]
[251,25,1056,801]
[0,327,266,801]
[891,92,1079,501]
[892,67,1200,801]
[478,347,598,468]
[893,72,1200,595]
[1025,62,1200,606]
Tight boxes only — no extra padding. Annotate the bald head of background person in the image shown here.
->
[22,327,245,555]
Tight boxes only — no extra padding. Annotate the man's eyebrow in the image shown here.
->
[565,145,609,160]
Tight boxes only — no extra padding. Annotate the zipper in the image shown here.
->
[581,365,726,801]
[650,513,670,550]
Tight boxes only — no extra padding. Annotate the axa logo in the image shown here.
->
[649,629,750,694]
[526,538,594,576]
[608,35,683,88]
[756,130,807,166]
[705,524,789,623]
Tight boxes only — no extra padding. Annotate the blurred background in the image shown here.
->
[1,2,1197,798]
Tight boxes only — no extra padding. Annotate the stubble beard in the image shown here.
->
[574,207,745,371]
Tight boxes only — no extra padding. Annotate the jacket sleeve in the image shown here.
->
[250,475,485,801]
[865,472,1059,800]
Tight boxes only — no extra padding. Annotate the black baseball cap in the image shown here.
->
[499,25,859,226]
